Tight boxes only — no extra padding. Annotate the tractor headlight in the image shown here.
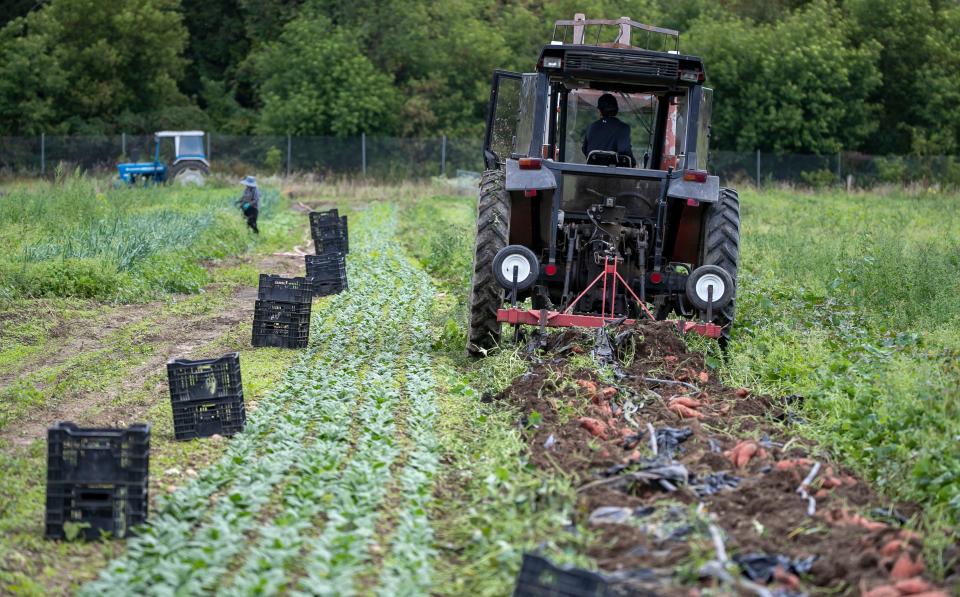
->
[543,57,562,69]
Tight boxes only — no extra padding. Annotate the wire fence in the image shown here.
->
[2,134,960,188]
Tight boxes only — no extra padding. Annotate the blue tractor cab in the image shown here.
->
[117,131,210,186]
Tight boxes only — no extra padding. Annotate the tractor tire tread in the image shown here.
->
[467,169,510,356]
[702,188,741,344]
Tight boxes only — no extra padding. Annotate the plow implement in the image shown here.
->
[496,254,722,339]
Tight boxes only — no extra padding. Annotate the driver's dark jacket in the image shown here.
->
[582,116,634,162]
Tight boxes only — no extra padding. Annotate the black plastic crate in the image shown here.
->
[309,209,349,255]
[172,395,246,440]
[166,353,243,404]
[257,274,314,303]
[305,254,347,296]
[252,300,311,348]
[45,422,150,539]
[513,554,611,597]
[46,480,149,540]
[47,422,150,484]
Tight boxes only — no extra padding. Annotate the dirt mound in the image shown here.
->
[498,321,958,595]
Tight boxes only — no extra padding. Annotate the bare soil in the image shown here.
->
[498,321,959,595]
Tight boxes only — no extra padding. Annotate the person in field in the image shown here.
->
[582,93,635,165]
[236,176,260,234]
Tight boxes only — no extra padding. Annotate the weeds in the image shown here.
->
[0,173,282,301]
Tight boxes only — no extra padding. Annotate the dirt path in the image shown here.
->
[499,324,959,595]
[0,234,308,451]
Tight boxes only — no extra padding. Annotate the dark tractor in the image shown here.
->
[468,15,740,355]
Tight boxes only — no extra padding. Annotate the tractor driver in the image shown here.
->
[582,93,635,166]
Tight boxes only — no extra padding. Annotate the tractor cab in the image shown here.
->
[468,15,741,355]
[117,131,210,186]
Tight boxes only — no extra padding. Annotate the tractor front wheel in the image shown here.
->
[467,169,510,356]
[701,187,741,346]
[169,160,209,186]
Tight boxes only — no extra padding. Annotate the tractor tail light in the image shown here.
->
[650,272,663,284]
[519,158,542,170]
[544,263,558,276]
[683,169,708,183]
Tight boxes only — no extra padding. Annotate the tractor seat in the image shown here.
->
[586,150,635,168]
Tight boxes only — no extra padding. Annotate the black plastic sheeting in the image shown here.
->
[733,553,818,584]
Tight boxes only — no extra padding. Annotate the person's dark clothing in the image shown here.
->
[243,206,259,233]
[582,117,634,164]
[236,186,261,234]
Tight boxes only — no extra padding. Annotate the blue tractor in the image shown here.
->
[117,131,210,186]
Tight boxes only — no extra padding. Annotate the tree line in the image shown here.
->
[1,0,958,155]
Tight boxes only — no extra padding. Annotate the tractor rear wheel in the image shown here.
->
[701,187,741,346]
[467,169,510,356]
[169,160,209,186]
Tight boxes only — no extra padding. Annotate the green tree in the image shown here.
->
[0,13,67,134]
[0,0,193,133]
[686,1,881,153]
[254,14,399,135]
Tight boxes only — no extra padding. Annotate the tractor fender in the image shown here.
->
[504,158,558,192]
[667,175,720,203]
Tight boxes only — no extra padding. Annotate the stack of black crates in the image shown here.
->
[167,353,246,439]
[45,422,150,539]
[252,274,314,348]
[307,209,349,297]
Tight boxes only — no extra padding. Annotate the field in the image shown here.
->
[0,177,958,595]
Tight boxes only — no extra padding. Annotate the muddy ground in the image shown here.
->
[498,322,959,596]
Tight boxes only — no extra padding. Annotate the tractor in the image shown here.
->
[117,131,210,186]
[467,15,741,355]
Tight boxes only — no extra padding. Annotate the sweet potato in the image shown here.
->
[578,417,608,440]
[895,578,933,595]
[668,403,704,419]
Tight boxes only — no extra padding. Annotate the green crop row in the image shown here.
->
[83,202,446,595]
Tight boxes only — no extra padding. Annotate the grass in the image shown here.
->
[717,187,960,562]
[398,191,595,594]
[0,171,287,302]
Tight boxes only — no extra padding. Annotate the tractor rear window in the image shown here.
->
[179,136,204,157]
[564,89,658,166]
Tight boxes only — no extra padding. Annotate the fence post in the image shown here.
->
[441,135,447,177]
[122,132,126,157]
[755,148,760,189]
[836,151,842,181]
[40,133,45,176]
[361,132,367,176]
[207,133,212,161]
[286,134,292,177]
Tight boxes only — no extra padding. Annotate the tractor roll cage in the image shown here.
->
[551,16,680,53]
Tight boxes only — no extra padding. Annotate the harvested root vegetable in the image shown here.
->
[863,586,901,597]
[735,387,750,398]
[576,379,598,396]
[724,440,766,468]
[890,553,925,581]
[578,417,608,440]
[698,371,710,383]
[668,403,703,419]
[669,395,702,409]
[895,578,933,594]
[774,457,814,471]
